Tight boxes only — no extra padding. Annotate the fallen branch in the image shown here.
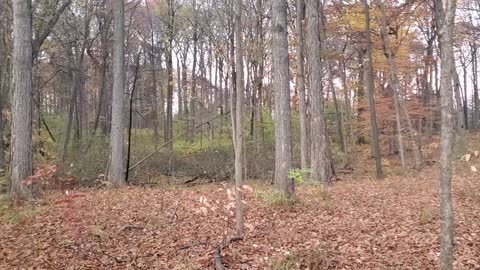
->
[120,224,144,232]
[177,241,208,252]
[214,235,243,270]
[127,111,231,172]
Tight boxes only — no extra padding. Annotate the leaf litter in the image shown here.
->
[1,166,480,269]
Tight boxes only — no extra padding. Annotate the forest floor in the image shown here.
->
[1,153,480,269]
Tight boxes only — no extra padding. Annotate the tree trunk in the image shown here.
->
[472,44,479,129]
[306,0,333,184]
[233,0,244,237]
[190,1,198,142]
[177,55,183,116]
[109,0,126,186]
[145,0,160,140]
[327,61,345,154]
[296,0,309,169]
[363,0,383,178]
[165,0,174,150]
[452,64,465,128]
[272,0,294,196]
[436,0,456,268]
[10,0,34,198]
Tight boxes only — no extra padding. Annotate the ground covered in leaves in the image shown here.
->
[1,164,480,269]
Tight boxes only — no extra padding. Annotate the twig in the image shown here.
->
[177,241,207,252]
[120,224,144,232]
[170,199,180,222]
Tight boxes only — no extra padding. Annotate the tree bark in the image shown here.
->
[234,0,244,237]
[109,0,126,186]
[296,0,309,169]
[306,0,333,184]
[272,0,294,196]
[363,0,383,178]
[10,0,34,198]
[165,0,174,149]
[327,61,345,154]
[436,0,456,268]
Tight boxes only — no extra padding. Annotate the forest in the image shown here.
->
[0,0,479,269]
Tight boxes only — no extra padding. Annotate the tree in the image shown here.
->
[233,0,244,237]
[295,0,309,169]
[10,0,34,198]
[362,0,383,178]
[436,0,457,268]
[109,0,126,186]
[306,0,333,184]
[272,0,294,197]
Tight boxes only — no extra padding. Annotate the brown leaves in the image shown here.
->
[1,171,480,269]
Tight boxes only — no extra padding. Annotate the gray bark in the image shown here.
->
[10,0,34,198]
[234,0,244,236]
[296,0,309,169]
[436,0,456,268]
[272,0,294,196]
[306,0,333,184]
[109,0,126,186]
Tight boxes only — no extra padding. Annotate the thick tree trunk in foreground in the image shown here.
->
[109,0,126,186]
[436,0,456,268]
[10,0,34,198]
[363,0,383,178]
[272,0,294,196]
[306,0,333,184]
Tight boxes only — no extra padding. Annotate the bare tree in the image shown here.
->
[109,0,126,186]
[272,0,294,196]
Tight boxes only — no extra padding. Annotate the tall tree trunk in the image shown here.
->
[145,0,160,140]
[452,64,466,134]
[272,0,294,196]
[109,0,126,186]
[296,0,309,169]
[177,55,183,116]
[233,0,244,237]
[472,44,479,129]
[327,61,345,154]
[435,0,457,270]
[165,0,174,149]
[436,0,456,268]
[306,0,333,183]
[190,1,198,142]
[10,0,33,198]
[363,0,383,178]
